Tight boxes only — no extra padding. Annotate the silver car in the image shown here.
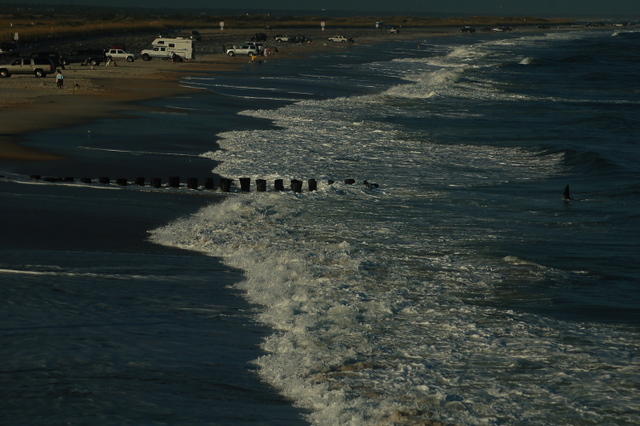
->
[226,44,261,57]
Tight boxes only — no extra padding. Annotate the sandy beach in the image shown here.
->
[0,50,234,161]
[0,26,465,162]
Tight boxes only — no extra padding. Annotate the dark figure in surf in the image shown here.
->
[563,185,573,201]
[363,180,379,189]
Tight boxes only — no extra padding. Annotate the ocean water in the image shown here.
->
[2,28,639,425]
[151,29,640,425]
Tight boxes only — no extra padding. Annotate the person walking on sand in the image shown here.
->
[55,70,64,89]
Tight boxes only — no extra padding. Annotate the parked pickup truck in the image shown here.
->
[0,57,55,78]
[140,37,193,61]
[140,46,183,61]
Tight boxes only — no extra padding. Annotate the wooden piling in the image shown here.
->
[25,173,367,194]
[220,178,232,192]
[187,177,198,189]
[291,179,303,193]
[204,177,215,190]
[240,177,251,192]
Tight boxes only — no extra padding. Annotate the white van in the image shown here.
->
[140,37,194,61]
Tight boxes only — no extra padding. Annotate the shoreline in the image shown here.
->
[0,60,236,161]
[0,24,592,163]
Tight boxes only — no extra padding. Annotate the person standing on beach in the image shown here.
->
[55,70,64,89]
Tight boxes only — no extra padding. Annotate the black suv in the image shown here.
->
[251,33,267,41]
[0,42,19,56]
[30,51,63,68]
[61,49,106,66]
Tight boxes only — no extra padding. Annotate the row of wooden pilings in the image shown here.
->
[28,175,374,193]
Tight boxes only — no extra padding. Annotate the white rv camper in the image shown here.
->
[140,37,194,61]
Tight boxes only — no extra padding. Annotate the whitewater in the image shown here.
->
[151,29,640,425]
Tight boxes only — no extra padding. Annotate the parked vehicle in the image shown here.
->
[0,57,55,78]
[0,42,19,56]
[388,27,399,33]
[328,35,352,43]
[30,51,63,67]
[141,37,193,60]
[140,46,173,61]
[460,26,476,33]
[226,44,260,57]
[274,34,290,42]
[61,49,106,66]
[140,46,165,61]
[290,35,307,43]
[105,48,136,62]
[190,31,202,41]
